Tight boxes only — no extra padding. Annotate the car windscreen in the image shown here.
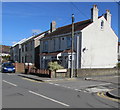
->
[3,63,14,67]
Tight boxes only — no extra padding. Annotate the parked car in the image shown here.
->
[1,62,15,73]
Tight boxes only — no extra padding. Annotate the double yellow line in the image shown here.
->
[22,78,43,83]
[97,92,120,103]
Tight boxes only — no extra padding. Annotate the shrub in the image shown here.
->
[48,61,64,72]
[117,63,120,68]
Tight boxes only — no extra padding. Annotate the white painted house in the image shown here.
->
[118,42,120,62]
[39,5,118,69]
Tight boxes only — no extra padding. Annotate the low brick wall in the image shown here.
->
[14,63,25,73]
[55,72,69,78]
[76,68,120,77]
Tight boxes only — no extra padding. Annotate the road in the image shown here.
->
[2,73,119,108]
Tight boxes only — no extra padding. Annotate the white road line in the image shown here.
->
[74,89,79,91]
[54,84,59,86]
[78,83,111,88]
[2,80,17,87]
[29,90,70,107]
[7,73,16,75]
[49,83,54,85]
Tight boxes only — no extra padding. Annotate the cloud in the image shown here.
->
[12,42,17,44]
[32,29,42,34]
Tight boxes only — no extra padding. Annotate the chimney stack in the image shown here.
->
[50,21,56,32]
[104,9,111,26]
[91,5,99,22]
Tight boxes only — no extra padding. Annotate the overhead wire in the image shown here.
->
[113,0,120,5]
[69,1,89,19]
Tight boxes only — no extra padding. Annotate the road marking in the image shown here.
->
[7,73,16,75]
[22,78,42,83]
[29,90,70,107]
[54,84,59,86]
[49,82,54,85]
[2,80,17,87]
[74,89,79,91]
[85,87,111,93]
[97,92,120,103]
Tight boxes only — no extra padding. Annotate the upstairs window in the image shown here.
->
[53,39,56,50]
[25,44,28,52]
[101,20,104,29]
[67,37,72,48]
[59,37,61,50]
[22,45,24,52]
[43,41,48,52]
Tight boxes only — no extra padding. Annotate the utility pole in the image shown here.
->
[71,14,74,78]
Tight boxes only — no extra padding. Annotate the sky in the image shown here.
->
[1,2,119,46]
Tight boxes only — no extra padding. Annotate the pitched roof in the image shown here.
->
[19,31,48,45]
[42,19,92,39]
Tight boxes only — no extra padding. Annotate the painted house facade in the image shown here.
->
[118,42,120,62]
[10,38,27,62]
[10,32,47,68]
[39,5,118,69]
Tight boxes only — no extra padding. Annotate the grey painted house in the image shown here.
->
[10,32,47,68]
[10,38,27,63]
[39,5,118,69]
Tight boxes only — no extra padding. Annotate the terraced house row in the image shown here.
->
[10,5,118,70]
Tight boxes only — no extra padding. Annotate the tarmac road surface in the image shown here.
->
[2,73,119,108]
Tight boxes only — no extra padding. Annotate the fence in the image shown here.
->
[29,68,51,77]
[28,68,120,78]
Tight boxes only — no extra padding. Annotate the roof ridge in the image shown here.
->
[57,18,92,30]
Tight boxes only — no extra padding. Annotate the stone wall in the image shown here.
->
[51,68,120,78]
[76,68,119,77]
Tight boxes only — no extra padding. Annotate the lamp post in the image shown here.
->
[71,14,74,78]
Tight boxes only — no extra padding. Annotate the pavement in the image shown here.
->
[85,75,120,100]
[18,73,76,82]
[18,73,120,100]
[106,88,120,99]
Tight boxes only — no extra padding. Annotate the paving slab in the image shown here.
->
[18,74,76,82]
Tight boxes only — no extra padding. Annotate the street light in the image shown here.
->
[71,14,74,78]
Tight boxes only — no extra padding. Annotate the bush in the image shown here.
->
[48,61,64,72]
[117,63,120,68]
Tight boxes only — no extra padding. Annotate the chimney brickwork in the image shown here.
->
[91,5,99,22]
[50,21,56,32]
[104,9,111,26]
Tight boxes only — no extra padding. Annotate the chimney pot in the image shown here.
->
[91,5,99,22]
[50,21,56,32]
[104,9,111,26]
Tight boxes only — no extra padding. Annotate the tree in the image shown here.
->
[48,61,64,72]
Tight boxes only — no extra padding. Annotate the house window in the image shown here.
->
[25,44,28,52]
[101,20,104,29]
[30,41,32,50]
[25,56,27,62]
[53,39,56,50]
[22,45,24,52]
[67,37,72,48]
[43,41,48,52]
[22,57,24,63]
[59,37,61,49]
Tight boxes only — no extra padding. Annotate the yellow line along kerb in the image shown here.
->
[22,78,42,83]
[97,92,120,103]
